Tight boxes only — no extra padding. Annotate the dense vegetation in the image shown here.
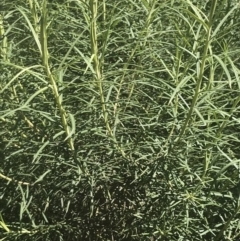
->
[1,0,240,240]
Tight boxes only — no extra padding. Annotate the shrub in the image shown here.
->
[1,0,240,240]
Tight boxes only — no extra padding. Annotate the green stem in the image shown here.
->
[176,0,218,142]
[40,0,74,151]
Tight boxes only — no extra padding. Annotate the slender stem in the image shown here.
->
[40,0,74,151]
[90,0,126,156]
[0,14,8,62]
[90,0,112,137]
[176,0,218,142]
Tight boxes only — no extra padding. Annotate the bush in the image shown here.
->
[1,0,240,240]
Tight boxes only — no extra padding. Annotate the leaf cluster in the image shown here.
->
[1,0,240,240]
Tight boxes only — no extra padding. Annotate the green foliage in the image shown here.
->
[1,0,240,240]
